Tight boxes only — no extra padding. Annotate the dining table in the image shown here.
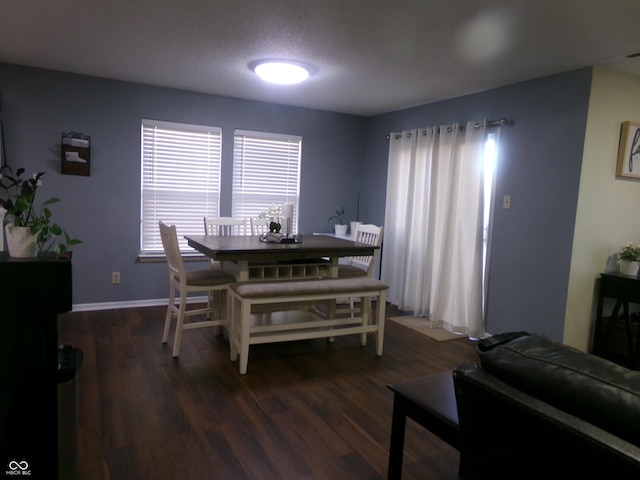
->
[185,234,378,281]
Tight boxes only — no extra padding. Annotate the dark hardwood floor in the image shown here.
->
[58,304,479,480]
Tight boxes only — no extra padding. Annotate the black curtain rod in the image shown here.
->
[387,117,514,140]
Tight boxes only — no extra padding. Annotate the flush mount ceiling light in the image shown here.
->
[252,60,310,85]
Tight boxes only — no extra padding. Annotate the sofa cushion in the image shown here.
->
[477,333,640,446]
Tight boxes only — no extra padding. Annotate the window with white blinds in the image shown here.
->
[141,119,222,254]
[232,129,301,232]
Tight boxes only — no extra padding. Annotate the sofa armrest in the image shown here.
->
[454,364,640,479]
[477,333,640,446]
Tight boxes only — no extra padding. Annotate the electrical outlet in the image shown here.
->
[112,272,121,284]
[502,195,512,209]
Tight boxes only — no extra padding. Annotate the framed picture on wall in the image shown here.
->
[616,121,640,179]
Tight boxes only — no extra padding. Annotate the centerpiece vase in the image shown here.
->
[5,224,39,258]
[619,260,640,277]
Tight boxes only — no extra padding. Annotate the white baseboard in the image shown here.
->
[72,296,208,312]
[72,295,352,313]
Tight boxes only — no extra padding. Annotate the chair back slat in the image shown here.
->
[350,224,384,275]
[159,221,186,279]
[204,217,248,236]
[250,217,270,235]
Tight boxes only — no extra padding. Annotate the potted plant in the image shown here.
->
[618,242,640,276]
[329,205,348,235]
[0,166,81,258]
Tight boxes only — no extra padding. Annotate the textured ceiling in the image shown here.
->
[1,0,640,116]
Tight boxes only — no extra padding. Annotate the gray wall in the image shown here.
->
[1,62,593,341]
[362,68,593,340]
[0,63,366,305]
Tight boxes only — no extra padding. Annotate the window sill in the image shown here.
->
[137,252,209,263]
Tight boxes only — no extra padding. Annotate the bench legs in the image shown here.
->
[376,290,387,356]
[347,293,387,354]
[238,297,252,374]
[229,291,237,361]
[229,288,387,374]
[361,296,370,347]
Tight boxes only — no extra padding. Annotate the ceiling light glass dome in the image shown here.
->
[253,61,310,85]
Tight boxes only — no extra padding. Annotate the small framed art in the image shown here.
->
[616,121,640,179]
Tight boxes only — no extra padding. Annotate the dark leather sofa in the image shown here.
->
[453,332,640,479]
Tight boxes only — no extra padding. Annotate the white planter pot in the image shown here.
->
[334,224,348,235]
[620,260,640,277]
[5,224,39,258]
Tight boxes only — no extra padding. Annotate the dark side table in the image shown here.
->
[387,371,460,480]
[593,272,640,368]
[0,253,72,477]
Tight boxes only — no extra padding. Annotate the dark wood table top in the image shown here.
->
[185,234,377,262]
[388,371,459,430]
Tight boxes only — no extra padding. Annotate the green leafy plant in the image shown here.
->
[328,205,346,225]
[269,221,282,233]
[619,242,640,262]
[0,166,81,256]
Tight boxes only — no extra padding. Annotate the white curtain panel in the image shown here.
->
[382,121,487,338]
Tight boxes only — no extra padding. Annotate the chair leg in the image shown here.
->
[210,291,221,336]
[361,296,370,346]
[162,284,176,344]
[172,292,188,357]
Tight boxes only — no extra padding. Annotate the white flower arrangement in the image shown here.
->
[258,204,282,233]
[258,204,281,220]
[619,242,640,262]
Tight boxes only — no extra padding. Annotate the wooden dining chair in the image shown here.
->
[159,221,235,357]
[250,217,270,235]
[337,224,384,317]
[203,217,248,236]
[203,216,248,269]
[339,224,384,277]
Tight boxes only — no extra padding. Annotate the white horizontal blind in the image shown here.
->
[141,119,222,253]
[232,129,301,232]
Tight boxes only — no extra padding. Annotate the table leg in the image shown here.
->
[635,315,640,369]
[329,257,339,278]
[388,394,407,480]
[593,282,606,355]
[238,260,249,281]
[601,300,622,354]
[623,301,635,363]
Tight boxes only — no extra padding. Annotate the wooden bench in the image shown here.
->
[228,276,389,374]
